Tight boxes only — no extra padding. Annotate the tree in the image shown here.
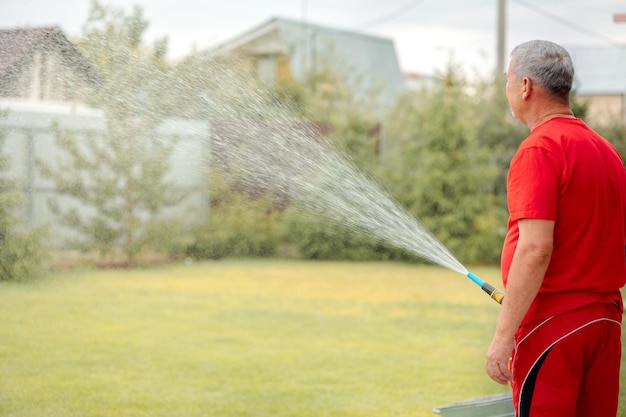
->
[186,170,283,259]
[0,115,47,280]
[596,120,626,161]
[473,76,528,200]
[284,67,385,173]
[38,2,189,266]
[384,63,506,264]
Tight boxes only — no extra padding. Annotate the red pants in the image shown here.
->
[511,301,622,417]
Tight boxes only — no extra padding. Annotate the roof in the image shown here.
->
[0,26,99,83]
[568,45,626,95]
[207,17,406,107]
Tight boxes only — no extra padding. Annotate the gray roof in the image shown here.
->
[568,45,626,95]
[207,17,406,107]
[0,26,100,83]
[0,27,53,76]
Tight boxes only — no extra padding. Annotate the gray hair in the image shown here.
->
[510,40,574,102]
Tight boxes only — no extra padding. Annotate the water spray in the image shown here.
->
[201,62,505,305]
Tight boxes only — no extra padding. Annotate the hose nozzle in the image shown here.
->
[466,272,505,305]
[480,282,505,304]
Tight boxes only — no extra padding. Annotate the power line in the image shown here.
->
[358,0,426,30]
[512,0,626,49]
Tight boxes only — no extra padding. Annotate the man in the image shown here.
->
[486,40,626,416]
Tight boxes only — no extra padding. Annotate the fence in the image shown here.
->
[0,99,210,246]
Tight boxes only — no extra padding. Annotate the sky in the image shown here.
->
[2,0,626,76]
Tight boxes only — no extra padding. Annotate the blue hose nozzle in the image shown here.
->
[466,272,504,304]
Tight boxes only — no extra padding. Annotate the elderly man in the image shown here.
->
[486,40,626,416]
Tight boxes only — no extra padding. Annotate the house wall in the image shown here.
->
[580,94,626,126]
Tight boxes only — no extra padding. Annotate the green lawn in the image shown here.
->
[0,260,623,416]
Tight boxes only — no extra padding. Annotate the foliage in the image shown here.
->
[38,2,190,267]
[596,119,626,160]
[247,59,527,264]
[279,67,384,173]
[570,89,590,121]
[282,208,405,261]
[176,52,391,262]
[182,171,282,260]
[167,53,254,120]
[143,217,198,262]
[473,76,528,200]
[383,63,508,264]
[186,198,280,260]
[38,122,186,264]
[0,120,48,281]
[269,63,407,261]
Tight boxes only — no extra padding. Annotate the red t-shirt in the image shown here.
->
[501,117,626,323]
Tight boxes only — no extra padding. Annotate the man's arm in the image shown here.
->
[486,218,554,384]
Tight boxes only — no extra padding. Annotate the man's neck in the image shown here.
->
[526,104,575,131]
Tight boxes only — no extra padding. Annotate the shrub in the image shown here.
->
[186,194,282,260]
[283,209,406,261]
[0,141,48,281]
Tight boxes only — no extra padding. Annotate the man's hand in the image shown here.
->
[486,334,514,385]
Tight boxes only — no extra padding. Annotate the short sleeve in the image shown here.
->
[507,146,561,222]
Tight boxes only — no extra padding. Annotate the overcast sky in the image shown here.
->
[2,0,626,76]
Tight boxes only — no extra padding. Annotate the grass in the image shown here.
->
[0,260,622,416]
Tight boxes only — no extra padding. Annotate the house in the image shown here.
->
[0,26,99,103]
[204,16,407,109]
[568,45,626,126]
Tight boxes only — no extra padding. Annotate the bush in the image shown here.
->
[144,217,197,262]
[0,226,48,281]
[185,194,282,260]
[283,209,407,261]
[0,191,48,281]
[0,122,48,281]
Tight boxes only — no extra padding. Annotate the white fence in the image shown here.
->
[0,99,210,246]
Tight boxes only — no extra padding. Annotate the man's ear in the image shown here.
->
[522,77,532,100]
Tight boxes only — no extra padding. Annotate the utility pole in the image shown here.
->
[496,0,507,78]
[301,0,308,75]
[614,13,626,123]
